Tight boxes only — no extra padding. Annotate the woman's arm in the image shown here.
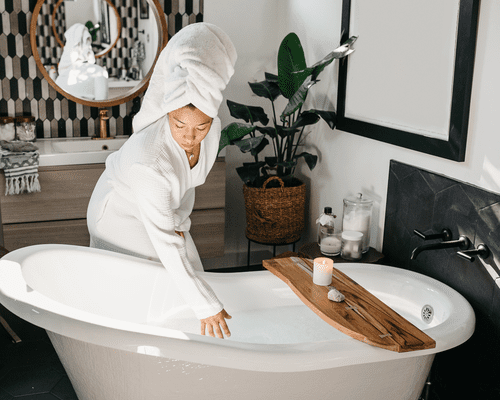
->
[129,162,225,321]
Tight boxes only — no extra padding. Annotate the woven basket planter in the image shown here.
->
[243,176,306,244]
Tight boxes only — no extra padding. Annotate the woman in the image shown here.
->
[56,23,108,100]
[87,23,237,339]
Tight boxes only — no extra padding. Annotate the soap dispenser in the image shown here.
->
[316,207,340,256]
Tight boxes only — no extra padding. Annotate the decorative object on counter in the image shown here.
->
[299,242,384,264]
[0,141,41,195]
[0,117,16,142]
[327,287,345,303]
[342,193,373,253]
[341,231,363,261]
[15,116,36,142]
[317,206,340,255]
[243,176,305,244]
[93,109,111,140]
[219,32,357,244]
[313,257,333,286]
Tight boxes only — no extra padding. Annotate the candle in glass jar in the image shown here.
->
[320,234,341,256]
[342,209,371,251]
[313,257,333,286]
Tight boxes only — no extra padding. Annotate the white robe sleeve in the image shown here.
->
[129,162,223,320]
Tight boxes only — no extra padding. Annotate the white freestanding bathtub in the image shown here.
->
[0,244,474,400]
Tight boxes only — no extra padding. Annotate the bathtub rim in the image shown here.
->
[0,244,475,372]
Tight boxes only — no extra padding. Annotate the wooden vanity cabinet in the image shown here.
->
[0,158,226,258]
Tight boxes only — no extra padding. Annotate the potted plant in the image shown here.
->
[219,33,357,245]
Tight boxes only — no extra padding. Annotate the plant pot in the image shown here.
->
[243,176,306,244]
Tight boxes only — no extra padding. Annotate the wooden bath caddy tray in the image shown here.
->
[262,256,436,353]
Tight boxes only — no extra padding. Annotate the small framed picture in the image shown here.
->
[140,0,149,19]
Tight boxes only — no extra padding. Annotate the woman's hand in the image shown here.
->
[200,309,232,339]
[175,230,185,239]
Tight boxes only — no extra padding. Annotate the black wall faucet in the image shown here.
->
[411,231,471,260]
[457,244,490,262]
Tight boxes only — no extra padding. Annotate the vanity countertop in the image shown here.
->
[36,136,129,167]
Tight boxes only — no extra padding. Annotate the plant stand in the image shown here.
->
[246,235,300,267]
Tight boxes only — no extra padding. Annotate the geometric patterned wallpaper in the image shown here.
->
[0,0,203,139]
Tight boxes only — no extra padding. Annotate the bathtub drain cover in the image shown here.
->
[421,304,434,324]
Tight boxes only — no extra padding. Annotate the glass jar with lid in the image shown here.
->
[0,116,16,141]
[16,116,36,141]
[342,193,373,253]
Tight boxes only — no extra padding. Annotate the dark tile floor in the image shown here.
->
[0,303,78,400]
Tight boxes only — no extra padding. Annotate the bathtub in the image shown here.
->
[0,244,474,400]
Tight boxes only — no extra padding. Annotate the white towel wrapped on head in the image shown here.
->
[58,23,95,73]
[133,22,237,133]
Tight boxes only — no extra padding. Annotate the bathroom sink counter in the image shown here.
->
[36,136,129,167]
[0,137,226,258]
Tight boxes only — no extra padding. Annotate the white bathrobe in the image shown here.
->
[56,23,108,100]
[87,23,236,320]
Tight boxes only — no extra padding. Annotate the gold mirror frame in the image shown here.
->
[51,0,122,59]
[31,0,168,108]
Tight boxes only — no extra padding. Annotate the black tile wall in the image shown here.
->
[383,160,500,399]
[0,0,203,139]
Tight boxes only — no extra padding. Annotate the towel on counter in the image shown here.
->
[0,141,41,195]
[132,22,237,133]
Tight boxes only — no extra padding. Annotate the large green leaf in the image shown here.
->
[280,75,317,120]
[290,111,321,129]
[236,162,264,185]
[218,122,255,153]
[265,72,279,83]
[226,100,269,125]
[248,80,281,102]
[277,33,308,99]
[234,136,267,153]
[295,35,359,82]
[308,109,337,129]
[294,152,318,170]
[265,157,278,167]
[255,126,278,138]
[277,125,299,138]
[250,137,269,157]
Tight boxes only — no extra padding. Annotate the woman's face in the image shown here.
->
[168,105,213,152]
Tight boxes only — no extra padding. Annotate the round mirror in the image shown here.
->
[52,0,121,59]
[30,0,168,107]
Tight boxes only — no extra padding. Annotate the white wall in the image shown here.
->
[205,0,500,265]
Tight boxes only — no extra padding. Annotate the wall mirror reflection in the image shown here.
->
[336,0,480,162]
[31,0,168,107]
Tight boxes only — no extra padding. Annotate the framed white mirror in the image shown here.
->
[31,0,168,107]
[336,0,480,161]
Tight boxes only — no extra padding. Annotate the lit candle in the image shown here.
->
[320,235,341,256]
[313,257,333,286]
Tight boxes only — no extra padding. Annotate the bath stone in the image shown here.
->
[328,287,345,302]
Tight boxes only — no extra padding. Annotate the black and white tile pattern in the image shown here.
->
[0,0,204,139]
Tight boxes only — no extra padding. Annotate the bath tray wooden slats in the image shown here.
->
[262,256,436,353]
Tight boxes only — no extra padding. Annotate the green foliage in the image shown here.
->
[219,33,357,187]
